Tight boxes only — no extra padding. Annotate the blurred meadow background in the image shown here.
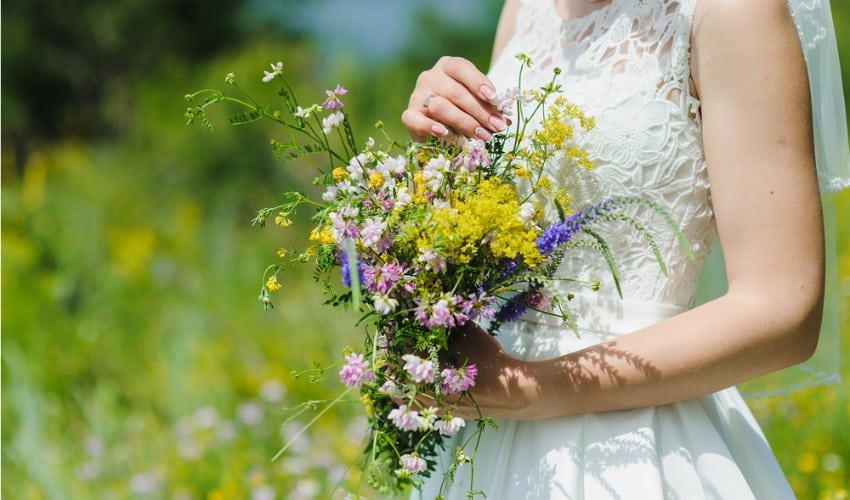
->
[2,1,848,498]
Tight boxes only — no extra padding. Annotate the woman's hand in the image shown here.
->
[442,323,535,419]
[401,56,508,143]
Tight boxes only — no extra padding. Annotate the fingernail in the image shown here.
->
[479,84,495,100]
[475,126,492,141]
[489,115,507,131]
[431,124,449,137]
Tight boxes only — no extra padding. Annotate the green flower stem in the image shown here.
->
[271,387,354,462]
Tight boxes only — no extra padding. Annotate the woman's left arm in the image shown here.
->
[452,0,825,420]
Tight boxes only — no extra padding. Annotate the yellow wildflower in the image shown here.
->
[515,165,531,179]
[413,171,426,190]
[535,176,554,195]
[332,166,348,181]
[265,275,282,292]
[554,188,575,213]
[430,178,541,266]
[274,213,293,227]
[369,171,384,189]
[309,226,335,244]
[533,114,572,148]
[566,146,595,171]
[526,150,547,170]
[412,170,430,202]
[276,248,288,258]
[360,393,373,417]
[416,149,432,165]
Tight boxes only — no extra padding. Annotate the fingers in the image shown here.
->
[400,108,459,144]
[437,56,501,112]
[403,56,508,143]
[421,93,496,142]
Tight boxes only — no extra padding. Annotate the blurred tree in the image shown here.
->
[1,0,249,171]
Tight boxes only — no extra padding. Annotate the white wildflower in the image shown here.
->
[434,416,466,436]
[259,379,286,403]
[372,293,399,315]
[519,202,536,222]
[400,453,427,473]
[262,61,284,82]
[322,111,344,134]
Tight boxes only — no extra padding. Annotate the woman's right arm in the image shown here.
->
[401,0,519,142]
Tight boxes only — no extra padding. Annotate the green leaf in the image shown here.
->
[580,227,622,298]
[227,107,264,125]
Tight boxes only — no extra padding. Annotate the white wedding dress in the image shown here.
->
[416,0,796,498]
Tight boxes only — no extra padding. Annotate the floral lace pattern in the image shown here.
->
[488,0,711,308]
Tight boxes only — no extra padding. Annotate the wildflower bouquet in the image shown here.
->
[185,56,684,497]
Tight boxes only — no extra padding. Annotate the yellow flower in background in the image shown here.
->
[796,452,819,474]
[276,248,288,258]
[274,213,293,227]
[265,276,282,292]
[108,226,156,282]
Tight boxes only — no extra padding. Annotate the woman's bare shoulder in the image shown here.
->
[690,0,801,99]
[692,0,794,38]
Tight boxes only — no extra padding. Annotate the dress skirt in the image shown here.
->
[413,294,795,499]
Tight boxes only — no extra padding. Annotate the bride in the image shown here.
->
[400,0,847,498]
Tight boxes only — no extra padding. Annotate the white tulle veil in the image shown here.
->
[696,0,849,398]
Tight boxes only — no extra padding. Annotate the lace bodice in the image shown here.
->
[488,0,714,308]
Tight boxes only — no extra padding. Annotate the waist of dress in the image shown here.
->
[506,292,688,338]
[492,294,688,361]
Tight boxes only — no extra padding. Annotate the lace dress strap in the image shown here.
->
[667,0,699,115]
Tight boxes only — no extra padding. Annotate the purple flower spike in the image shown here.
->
[536,199,625,255]
[535,213,582,255]
[494,295,530,324]
[340,248,365,288]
